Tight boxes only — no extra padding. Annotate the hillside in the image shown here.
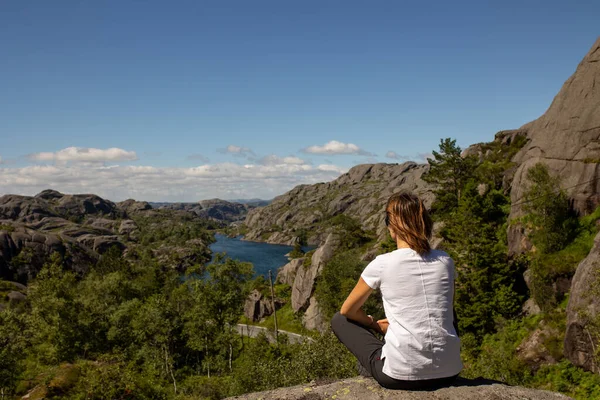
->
[0,189,215,285]
[244,162,435,245]
[152,198,252,224]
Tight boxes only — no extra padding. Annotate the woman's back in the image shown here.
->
[362,248,462,380]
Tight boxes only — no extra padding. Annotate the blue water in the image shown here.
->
[209,234,312,277]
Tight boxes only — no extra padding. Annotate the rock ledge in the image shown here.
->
[226,376,571,400]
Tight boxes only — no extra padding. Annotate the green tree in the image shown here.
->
[0,309,28,397]
[522,163,578,254]
[423,138,477,216]
[27,252,82,364]
[183,256,253,377]
[444,182,524,341]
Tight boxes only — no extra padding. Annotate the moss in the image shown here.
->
[582,158,600,164]
[0,224,15,232]
[303,250,316,267]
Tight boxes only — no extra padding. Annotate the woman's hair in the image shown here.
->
[385,192,433,255]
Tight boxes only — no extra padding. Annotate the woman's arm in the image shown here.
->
[340,277,382,333]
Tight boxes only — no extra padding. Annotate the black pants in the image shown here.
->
[331,312,457,390]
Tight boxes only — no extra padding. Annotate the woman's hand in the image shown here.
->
[377,318,389,334]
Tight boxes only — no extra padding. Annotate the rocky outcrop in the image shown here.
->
[517,323,561,367]
[0,190,214,282]
[291,234,341,312]
[225,376,571,400]
[277,258,304,286]
[302,296,327,332]
[117,199,152,215]
[244,162,435,245]
[243,289,284,322]
[118,219,138,235]
[564,231,600,374]
[508,37,600,254]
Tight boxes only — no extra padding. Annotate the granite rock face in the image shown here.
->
[302,295,327,332]
[244,162,435,245]
[225,376,571,400]
[508,37,600,255]
[291,234,341,312]
[277,258,304,287]
[564,231,600,373]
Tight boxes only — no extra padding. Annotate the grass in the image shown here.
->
[259,303,310,335]
[239,303,310,336]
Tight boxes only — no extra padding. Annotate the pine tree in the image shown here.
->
[423,138,477,216]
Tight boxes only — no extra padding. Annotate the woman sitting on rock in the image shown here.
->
[331,192,462,389]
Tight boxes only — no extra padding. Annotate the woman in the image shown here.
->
[331,192,462,390]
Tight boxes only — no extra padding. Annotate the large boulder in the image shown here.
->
[564,231,600,373]
[117,199,152,215]
[243,289,283,322]
[508,37,600,255]
[225,376,571,400]
[302,295,327,332]
[291,233,340,312]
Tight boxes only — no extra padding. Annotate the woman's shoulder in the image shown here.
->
[424,249,454,265]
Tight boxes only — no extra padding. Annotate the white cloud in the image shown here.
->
[28,147,138,164]
[217,145,255,157]
[258,155,307,166]
[386,151,399,159]
[302,140,374,156]
[317,164,347,174]
[0,161,348,202]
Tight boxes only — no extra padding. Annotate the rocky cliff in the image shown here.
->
[564,231,600,373]
[226,376,571,400]
[244,162,435,245]
[0,190,213,283]
[507,37,600,254]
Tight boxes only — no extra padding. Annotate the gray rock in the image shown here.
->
[508,37,600,254]
[517,323,560,366]
[564,231,600,373]
[117,199,152,215]
[89,218,117,233]
[225,376,571,400]
[7,290,26,303]
[118,219,138,235]
[302,296,327,332]
[277,258,304,286]
[291,234,340,312]
[243,289,283,322]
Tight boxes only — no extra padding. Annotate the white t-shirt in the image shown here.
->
[361,248,463,380]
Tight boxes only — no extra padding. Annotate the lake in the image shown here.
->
[209,233,313,277]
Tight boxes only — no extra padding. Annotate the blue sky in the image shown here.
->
[1,1,599,201]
